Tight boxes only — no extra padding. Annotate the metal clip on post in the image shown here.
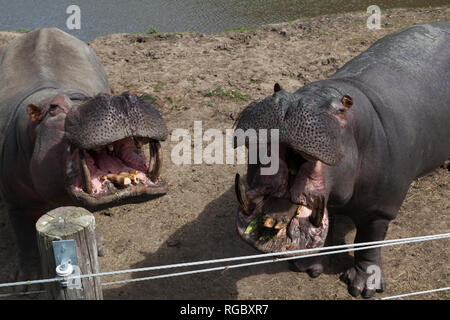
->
[52,240,81,289]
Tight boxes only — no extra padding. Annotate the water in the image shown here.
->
[0,0,447,41]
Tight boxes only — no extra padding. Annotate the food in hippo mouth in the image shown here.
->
[67,136,163,195]
[234,146,329,251]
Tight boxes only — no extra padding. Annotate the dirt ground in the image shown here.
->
[0,6,449,300]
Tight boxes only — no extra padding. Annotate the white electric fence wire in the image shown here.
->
[100,234,449,286]
[378,286,450,300]
[0,233,448,290]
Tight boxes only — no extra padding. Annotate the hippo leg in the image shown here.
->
[289,215,337,278]
[340,217,389,298]
[7,207,42,292]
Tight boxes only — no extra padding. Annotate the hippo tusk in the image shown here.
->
[79,149,93,194]
[149,141,162,182]
[107,144,114,153]
[235,173,253,215]
[147,142,156,176]
[309,195,325,227]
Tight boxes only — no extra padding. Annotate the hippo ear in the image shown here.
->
[27,104,45,122]
[341,95,353,110]
[274,83,283,93]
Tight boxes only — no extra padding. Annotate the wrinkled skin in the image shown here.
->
[233,22,450,298]
[0,28,168,288]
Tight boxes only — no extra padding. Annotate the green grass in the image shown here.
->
[153,81,164,93]
[204,87,251,101]
[0,29,30,33]
[147,26,158,34]
[140,94,156,102]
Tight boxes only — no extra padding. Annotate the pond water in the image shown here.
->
[0,0,447,41]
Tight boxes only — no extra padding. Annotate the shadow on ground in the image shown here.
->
[103,186,355,299]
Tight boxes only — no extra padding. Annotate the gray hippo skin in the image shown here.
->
[0,28,168,283]
[233,22,450,298]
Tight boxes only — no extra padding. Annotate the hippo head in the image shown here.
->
[27,91,168,209]
[233,83,353,253]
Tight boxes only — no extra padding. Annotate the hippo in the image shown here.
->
[0,28,168,283]
[233,22,450,298]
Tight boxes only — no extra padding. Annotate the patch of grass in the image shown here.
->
[207,102,214,108]
[147,26,158,34]
[140,94,156,102]
[250,79,264,85]
[0,29,30,33]
[223,25,258,33]
[153,81,164,93]
[204,87,251,101]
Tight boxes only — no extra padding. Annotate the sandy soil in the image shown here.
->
[0,6,449,300]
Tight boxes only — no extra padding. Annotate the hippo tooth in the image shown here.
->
[309,196,325,227]
[78,149,93,194]
[149,141,162,182]
[148,142,156,175]
[234,173,253,215]
[107,144,114,152]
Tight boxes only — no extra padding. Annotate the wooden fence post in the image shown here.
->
[36,206,103,300]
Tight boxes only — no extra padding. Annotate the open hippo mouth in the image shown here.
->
[235,146,329,253]
[64,92,168,209]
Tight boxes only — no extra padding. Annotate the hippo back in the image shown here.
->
[0,28,110,150]
[329,22,450,177]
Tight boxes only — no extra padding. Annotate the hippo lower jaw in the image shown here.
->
[236,205,329,254]
[64,136,168,210]
[234,149,329,254]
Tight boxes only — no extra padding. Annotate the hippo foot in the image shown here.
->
[340,264,386,298]
[288,255,328,278]
[441,159,450,171]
